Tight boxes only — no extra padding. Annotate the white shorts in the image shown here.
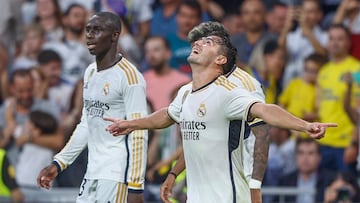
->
[76,179,128,203]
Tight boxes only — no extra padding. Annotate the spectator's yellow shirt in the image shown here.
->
[279,77,316,118]
[317,56,360,148]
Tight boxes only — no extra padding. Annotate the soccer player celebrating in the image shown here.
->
[106,22,336,203]
[37,12,148,203]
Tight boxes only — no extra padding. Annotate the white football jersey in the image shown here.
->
[168,75,263,203]
[227,67,266,182]
[54,57,148,191]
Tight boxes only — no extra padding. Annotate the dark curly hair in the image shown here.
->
[188,21,237,74]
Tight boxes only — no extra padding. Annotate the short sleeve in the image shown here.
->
[225,88,263,121]
[168,85,190,123]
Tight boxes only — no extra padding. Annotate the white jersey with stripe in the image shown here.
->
[227,67,266,182]
[54,57,148,191]
[168,75,263,203]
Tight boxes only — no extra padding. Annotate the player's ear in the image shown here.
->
[111,31,120,42]
[215,55,227,66]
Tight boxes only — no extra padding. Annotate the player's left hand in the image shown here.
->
[305,122,338,139]
[104,117,134,136]
[127,192,144,203]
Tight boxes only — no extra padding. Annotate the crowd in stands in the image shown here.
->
[0,0,360,202]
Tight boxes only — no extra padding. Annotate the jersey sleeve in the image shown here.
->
[225,88,263,121]
[167,85,190,123]
[122,71,148,192]
[53,107,89,171]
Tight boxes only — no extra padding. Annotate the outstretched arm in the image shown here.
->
[105,108,175,135]
[249,103,337,138]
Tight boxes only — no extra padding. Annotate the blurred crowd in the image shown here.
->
[0,0,360,202]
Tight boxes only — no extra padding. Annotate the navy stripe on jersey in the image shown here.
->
[249,120,266,128]
[124,134,130,184]
[244,122,251,140]
[228,120,242,203]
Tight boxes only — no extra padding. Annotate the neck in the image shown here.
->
[16,102,31,114]
[300,171,316,181]
[64,29,81,42]
[245,30,263,44]
[191,64,222,91]
[96,47,120,71]
[332,54,348,63]
[154,65,172,75]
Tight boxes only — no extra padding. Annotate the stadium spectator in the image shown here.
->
[264,126,296,187]
[231,0,275,64]
[279,0,328,86]
[13,23,45,71]
[15,110,60,187]
[0,69,63,167]
[221,11,243,36]
[265,1,288,37]
[0,142,23,203]
[324,172,360,203]
[150,0,180,37]
[317,24,360,172]
[34,0,64,42]
[276,137,335,203]
[167,0,202,75]
[279,53,327,122]
[43,3,93,85]
[37,49,74,120]
[333,0,360,60]
[248,40,286,103]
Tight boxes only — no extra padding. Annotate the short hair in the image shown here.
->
[95,12,122,33]
[296,137,320,154]
[269,1,287,11]
[263,40,280,55]
[29,110,58,134]
[145,36,170,50]
[188,21,237,74]
[305,53,328,67]
[329,23,351,38]
[9,69,32,85]
[37,49,62,65]
[178,0,202,18]
[63,3,85,16]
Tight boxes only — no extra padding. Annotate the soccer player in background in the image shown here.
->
[105,21,337,203]
[37,12,148,203]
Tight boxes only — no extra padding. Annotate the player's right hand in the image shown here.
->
[160,174,176,203]
[104,117,134,136]
[37,164,58,189]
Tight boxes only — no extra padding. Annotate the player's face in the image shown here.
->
[85,15,113,56]
[144,38,171,71]
[296,143,320,174]
[11,75,34,108]
[188,36,224,67]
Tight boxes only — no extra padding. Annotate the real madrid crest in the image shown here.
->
[102,83,110,95]
[197,103,206,117]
